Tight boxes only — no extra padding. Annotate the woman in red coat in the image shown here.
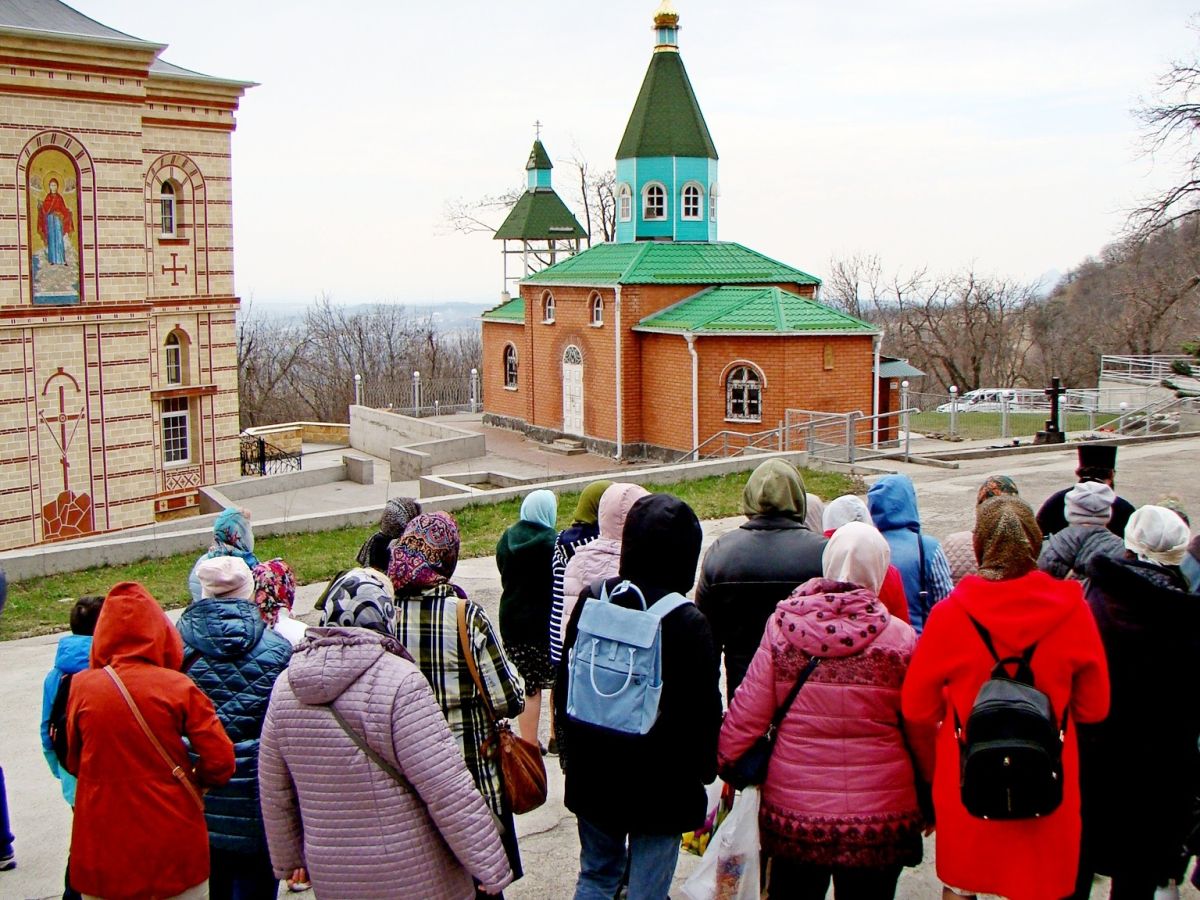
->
[901,497,1109,900]
[66,582,235,900]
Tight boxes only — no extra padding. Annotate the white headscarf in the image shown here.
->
[822,521,891,593]
[1124,505,1190,567]
[822,495,871,534]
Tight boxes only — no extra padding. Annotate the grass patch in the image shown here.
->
[0,466,862,641]
[909,410,1101,439]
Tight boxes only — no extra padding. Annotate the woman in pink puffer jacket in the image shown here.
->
[559,482,650,646]
[718,522,934,900]
[259,626,512,899]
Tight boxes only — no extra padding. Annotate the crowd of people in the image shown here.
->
[0,443,1197,900]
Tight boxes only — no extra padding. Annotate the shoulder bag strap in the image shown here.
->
[916,527,929,596]
[457,599,498,727]
[770,656,821,731]
[326,703,411,790]
[103,665,205,812]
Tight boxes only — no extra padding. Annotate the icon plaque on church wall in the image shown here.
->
[27,146,82,306]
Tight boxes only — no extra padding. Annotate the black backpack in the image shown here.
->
[955,614,1067,820]
[47,671,73,769]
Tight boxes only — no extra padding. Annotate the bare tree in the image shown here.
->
[237,298,312,428]
[1130,23,1200,238]
[565,153,616,246]
[441,189,524,236]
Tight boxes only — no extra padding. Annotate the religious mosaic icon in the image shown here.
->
[27,146,81,305]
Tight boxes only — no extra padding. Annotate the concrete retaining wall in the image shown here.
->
[0,450,813,582]
[350,406,485,477]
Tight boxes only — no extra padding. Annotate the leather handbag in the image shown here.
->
[104,664,206,812]
[721,656,820,790]
[457,600,548,815]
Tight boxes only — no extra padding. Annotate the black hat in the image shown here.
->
[1077,443,1117,471]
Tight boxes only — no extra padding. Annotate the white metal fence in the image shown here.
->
[355,370,482,417]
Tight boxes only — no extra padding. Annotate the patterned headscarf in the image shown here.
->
[211,507,255,557]
[388,512,465,597]
[976,475,1019,506]
[973,496,1042,581]
[319,567,396,637]
[520,490,558,531]
[251,558,295,628]
[1156,495,1190,527]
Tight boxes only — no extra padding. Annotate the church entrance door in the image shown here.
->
[562,345,584,435]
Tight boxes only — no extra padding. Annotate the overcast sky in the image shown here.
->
[74,0,1200,306]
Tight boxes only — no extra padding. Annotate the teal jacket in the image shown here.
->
[41,633,92,806]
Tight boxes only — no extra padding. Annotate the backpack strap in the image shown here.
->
[601,579,648,611]
[646,592,691,620]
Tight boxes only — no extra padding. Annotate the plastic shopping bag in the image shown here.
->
[682,780,734,856]
[680,786,760,900]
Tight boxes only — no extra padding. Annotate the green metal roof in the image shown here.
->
[522,241,820,286]
[878,357,924,378]
[616,50,717,160]
[493,189,586,241]
[634,286,877,335]
[481,296,526,322]
[526,140,553,171]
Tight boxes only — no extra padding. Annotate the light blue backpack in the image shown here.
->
[566,580,690,735]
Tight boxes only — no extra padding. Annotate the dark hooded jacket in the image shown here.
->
[1078,554,1200,885]
[66,583,235,900]
[177,596,292,853]
[696,460,827,700]
[556,494,722,835]
[497,520,557,647]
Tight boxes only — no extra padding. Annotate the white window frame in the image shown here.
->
[504,343,518,389]
[709,182,719,222]
[726,365,763,423]
[542,291,556,324]
[618,184,632,222]
[164,332,183,385]
[590,292,603,327]
[643,182,667,221]
[681,182,704,221]
[160,181,177,237]
[161,396,190,465]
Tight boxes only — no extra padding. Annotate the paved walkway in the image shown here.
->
[2,437,1198,898]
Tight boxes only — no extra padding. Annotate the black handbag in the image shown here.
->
[722,656,820,790]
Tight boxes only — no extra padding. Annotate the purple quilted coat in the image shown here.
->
[258,627,512,899]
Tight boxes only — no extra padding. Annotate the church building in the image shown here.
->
[0,0,251,550]
[481,3,880,459]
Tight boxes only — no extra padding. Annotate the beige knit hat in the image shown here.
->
[195,556,254,600]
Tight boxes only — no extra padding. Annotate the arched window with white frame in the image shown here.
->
[726,364,763,422]
[681,182,704,220]
[503,343,518,389]
[643,182,666,220]
[709,182,719,221]
[618,183,632,222]
[164,330,185,385]
[541,291,555,323]
[590,292,604,326]
[160,181,177,236]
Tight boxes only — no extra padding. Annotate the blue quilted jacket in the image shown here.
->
[177,598,291,853]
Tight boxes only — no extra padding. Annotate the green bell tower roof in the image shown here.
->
[616,2,717,161]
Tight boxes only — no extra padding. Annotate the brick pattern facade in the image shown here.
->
[482,279,875,457]
[0,32,247,550]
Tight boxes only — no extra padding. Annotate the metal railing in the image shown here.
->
[240,434,302,477]
[677,408,910,464]
[1100,394,1200,436]
[902,388,1125,443]
[1100,355,1195,383]
[356,370,482,418]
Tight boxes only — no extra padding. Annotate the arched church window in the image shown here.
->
[590,292,603,326]
[709,183,719,221]
[160,181,177,236]
[164,331,186,385]
[504,343,518,389]
[643,182,666,220]
[726,365,762,422]
[682,183,703,220]
[542,291,556,324]
[618,184,632,222]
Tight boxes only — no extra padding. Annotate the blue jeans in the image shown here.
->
[574,817,679,900]
[0,765,12,858]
